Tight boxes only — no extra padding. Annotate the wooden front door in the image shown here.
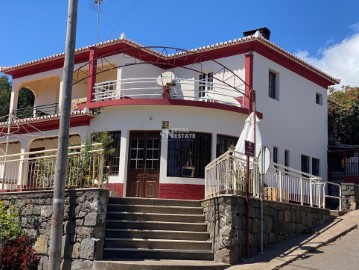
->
[126,131,161,198]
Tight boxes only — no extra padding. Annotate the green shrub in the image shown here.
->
[0,201,22,247]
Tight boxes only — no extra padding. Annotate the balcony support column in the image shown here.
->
[9,82,20,116]
[17,139,31,189]
[244,52,253,109]
[87,47,98,105]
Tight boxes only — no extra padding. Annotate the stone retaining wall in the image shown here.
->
[202,195,331,264]
[341,183,359,212]
[0,188,109,270]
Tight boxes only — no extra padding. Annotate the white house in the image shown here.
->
[0,28,339,199]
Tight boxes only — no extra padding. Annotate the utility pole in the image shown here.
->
[48,0,78,269]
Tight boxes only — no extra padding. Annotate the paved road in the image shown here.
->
[281,228,359,270]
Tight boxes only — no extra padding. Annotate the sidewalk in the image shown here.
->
[226,210,359,270]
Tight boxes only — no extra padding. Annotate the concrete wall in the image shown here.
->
[0,189,109,270]
[202,195,331,264]
[253,52,328,179]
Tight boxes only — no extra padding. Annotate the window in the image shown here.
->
[312,158,320,176]
[167,132,211,178]
[216,135,238,157]
[316,93,323,105]
[273,146,278,163]
[199,72,213,98]
[301,155,310,174]
[284,150,290,167]
[269,71,278,100]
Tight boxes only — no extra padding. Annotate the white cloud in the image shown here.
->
[295,30,359,87]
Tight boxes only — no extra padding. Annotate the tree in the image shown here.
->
[328,86,359,145]
[0,75,35,120]
[0,76,11,121]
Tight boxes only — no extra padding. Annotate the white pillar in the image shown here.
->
[211,132,217,161]
[9,82,20,115]
[58,79,64,112]
[17,139,31,188]
[118,129,129,196]
[159,129,168,186]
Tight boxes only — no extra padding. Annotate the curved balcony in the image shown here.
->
[92,78,247,109]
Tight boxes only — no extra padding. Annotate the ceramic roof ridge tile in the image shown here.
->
[0,35,339,83]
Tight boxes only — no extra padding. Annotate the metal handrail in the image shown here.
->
[325,181,342,211]
[205,150,327,209]
[14,103,59,119]
[92,78,246,108]
[0,144,105,191]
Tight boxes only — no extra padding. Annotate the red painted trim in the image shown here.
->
[87,48,97,105]
[5,39,338,88]
[244,53,253,107]
[78,98,263,119]
[159,183,204,200]
[2,114,94,134]
[108,183,124,197]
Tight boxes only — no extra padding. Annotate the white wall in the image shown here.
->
[252,52,328,179]
[88,105,246,186]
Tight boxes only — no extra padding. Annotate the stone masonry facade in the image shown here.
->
[202,195,331,264]
[0,188,109,270]
[341,183,359,212]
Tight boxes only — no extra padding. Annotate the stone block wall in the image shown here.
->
[202,195,331,264]
[341,183,359,212]
[0,188,109,270]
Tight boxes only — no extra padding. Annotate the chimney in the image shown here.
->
[243,27,271,40]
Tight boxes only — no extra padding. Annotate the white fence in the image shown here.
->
[264,163,325,208]
[205,151,259,198]
[0,144,105,192]
[205,150,328,209]
[92,78,245,108]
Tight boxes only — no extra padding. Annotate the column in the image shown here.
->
[244,52,253,109]
[9,81,20,116]
[17,139,31,189]
[87,47,98,104]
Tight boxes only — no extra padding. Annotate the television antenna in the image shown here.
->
[89,0,105,42]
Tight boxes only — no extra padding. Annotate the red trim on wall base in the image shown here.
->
[159,183,204,200]
[108,183,124,197]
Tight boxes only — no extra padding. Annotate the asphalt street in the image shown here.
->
[281,228,359,270]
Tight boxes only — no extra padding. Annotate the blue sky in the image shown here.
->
[1,0,358,86]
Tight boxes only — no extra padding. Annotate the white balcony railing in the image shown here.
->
[93,78,246,108]
[0,144,104,192]
[205,150,259,199]
[205,150,327,209]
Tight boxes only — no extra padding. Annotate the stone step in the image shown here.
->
[107,204,204,215]
[106,212,205,223]
[109,197,201,208]
[103,248,214,261]
[104,238,212,250]
[105,220,208,232]
[93,259,229,270]
[105,229,210,241]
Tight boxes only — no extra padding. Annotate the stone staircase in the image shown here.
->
[94,197,228,270]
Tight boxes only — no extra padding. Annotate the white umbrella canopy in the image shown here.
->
[235,112,262,157]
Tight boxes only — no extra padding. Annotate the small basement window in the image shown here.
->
[316,93,323,105]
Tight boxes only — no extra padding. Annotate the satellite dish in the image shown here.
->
[156,71,176,87]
